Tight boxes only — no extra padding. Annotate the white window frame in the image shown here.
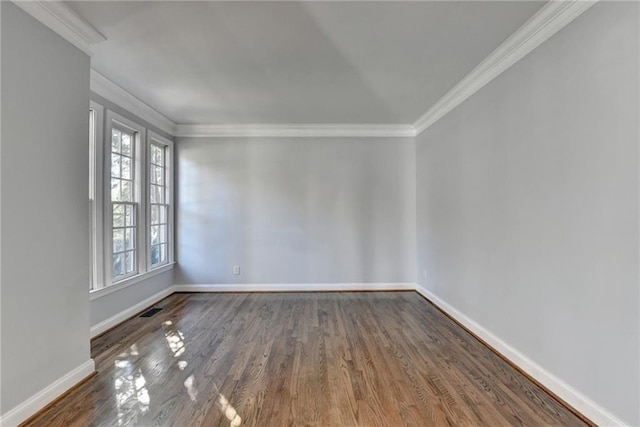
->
[147,131,174,270]
[105,110,147,286]
[89,101,105,290]
[90,106,175,300]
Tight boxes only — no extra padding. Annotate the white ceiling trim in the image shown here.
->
[175,124,416,138]
[12,0,105,56]
[90,69,412,138]
[413,0,598,135]
[90,70,178,136]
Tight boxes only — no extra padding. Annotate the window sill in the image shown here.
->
[90,262,175,301]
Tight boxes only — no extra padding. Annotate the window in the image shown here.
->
[148,133,173,268]
[89,107,174,297]
[111,126,138,279]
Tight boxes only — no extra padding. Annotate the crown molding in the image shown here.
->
[90,71,413,138]
[175,123,416,138]
[413,0,598,135]
[89,0,596,140]
[12,0,105,56]
[90,69,412,138]
[90,70,178,136]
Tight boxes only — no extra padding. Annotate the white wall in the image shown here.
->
[1,1,92,414]
[89,93,175,328]
[415,3,639,425]
[176,136,416,285]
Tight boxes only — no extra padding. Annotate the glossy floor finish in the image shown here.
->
[25,292,588,426]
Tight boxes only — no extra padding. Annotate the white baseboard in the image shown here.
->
[414,285,628,427]
[90,285,176,338]
[173,282,416,293]
[0,359,95,427]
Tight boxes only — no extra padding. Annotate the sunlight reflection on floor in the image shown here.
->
[219,394,242,427]
[161,319,242,426]
[113,346,150,426]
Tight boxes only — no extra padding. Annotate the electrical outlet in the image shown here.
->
[233,265,240,275]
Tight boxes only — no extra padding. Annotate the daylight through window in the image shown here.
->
[149,142,169,267]
[89,106,174,293]
[111,127,138,279]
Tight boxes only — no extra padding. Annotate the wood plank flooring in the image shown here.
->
[24,292,589,426]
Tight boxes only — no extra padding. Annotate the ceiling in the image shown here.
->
[68,1,544,125]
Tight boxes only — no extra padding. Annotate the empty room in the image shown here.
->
[0,0,638,426]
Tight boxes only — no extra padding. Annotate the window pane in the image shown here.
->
[151,205,159,225]
[111,179,121,202]
[121,181,133,202]
[151,245,160,266]
[160,225,167,244]
[113,253,124,277]
[113,203,124,216]
[155,167,164,186]
[160,243,167,263]
[111,154,121,178]
[150,185,157,203]
[151,145,162,165]
[112,129,121,153]
[121,134,132,156]
[125,251,135,273]
[113,204,124,227]
[150,165,157,185]
[125,228,135,250]
[160,205,167,224]
[151,225,159,245]
[153,185,163,204]
[125,204,134,226]
[113,229,124,252]
[157,205,164,224]
[121,157,131,180]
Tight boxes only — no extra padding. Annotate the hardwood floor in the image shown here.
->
[24,292,589,426]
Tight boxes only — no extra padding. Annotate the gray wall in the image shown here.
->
[1,2,91,413]
[415,3,639,425]
[89,93,175,327]
[90,271,174,326]
[176,137,416,284]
